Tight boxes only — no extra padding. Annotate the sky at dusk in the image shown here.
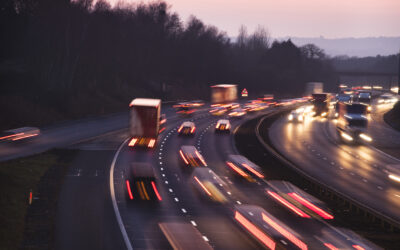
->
[107,0,400,38]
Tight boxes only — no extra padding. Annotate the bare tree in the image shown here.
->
[247,25,270,50]
[301,44,326,59]
[237,25,248,48]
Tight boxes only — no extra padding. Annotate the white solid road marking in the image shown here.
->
[109,138,133,250]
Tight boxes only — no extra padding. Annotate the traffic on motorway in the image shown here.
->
[3,83,399,249]
[106,84,393,249]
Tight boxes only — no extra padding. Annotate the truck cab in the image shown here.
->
[311,93,331,117]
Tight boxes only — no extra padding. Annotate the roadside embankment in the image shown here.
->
[0,149,76,249]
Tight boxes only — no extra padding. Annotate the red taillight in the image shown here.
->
[0,132,23,141]
[179,150,189,164]
[352,245,365,250]
[178,126,183,133]
[151,181,162,201]
[267,191,310,218]
[242,163,264,178]
[194,176,212,196]
[226,161,248,177]
[262,213,308,250]
[324,243,339,250]
[288,193,334,219]
[195,151,207,166]
[126,180,134,200]
[128,138,138,147]
[191,127,196,133]
[12,133,39,141]
[159,127,166,133]
[235,211,276,249]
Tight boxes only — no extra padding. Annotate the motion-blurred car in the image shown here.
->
[125,163,162,201]
[179,145,207,167]
[266,180,334,220]
[0,127,40,143]
[234,205,308,250]
[178,121,196,136]
[191,168,229,203]
[288,110,304,122]
[209,107,227,116]
[215,119,231,132]
[378,94,397,104]
[189,100,205,107]
[226,155,264,182]
[228,108,246,117]
[385,164,400,185]
[174,102,197,115]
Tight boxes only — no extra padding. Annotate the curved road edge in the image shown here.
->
[253,110,400,230]
[109,138,132,250]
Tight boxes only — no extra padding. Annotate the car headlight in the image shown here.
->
[341,132,353,141]
[298,115,303,121]
[359,133,372,142]
[321,112,327,117]
[288,114,293,121]
[389,174,400,183]
[367,106,372,111]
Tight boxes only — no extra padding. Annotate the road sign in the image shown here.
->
[241,88,248,97]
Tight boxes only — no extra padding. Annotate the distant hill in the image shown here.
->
[277,36,400,57]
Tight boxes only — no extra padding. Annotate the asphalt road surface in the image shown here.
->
[38,102,380,249]
[269,100,400,226]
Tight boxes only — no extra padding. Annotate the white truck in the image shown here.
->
[128,98,162,148]
[306,82,323,96]
[211,84,237,105]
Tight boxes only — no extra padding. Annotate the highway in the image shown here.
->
[3,98,384,249]
[106,105,376,249]
[0,104,181,162]
[269,98,400,226]
[0,112,129,162]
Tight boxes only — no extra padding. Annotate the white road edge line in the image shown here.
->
[109,138,133,250]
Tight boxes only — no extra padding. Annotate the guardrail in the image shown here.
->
[254,110,400,231]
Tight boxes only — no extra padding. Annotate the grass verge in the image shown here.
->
[0,149,76,249]
[384,101,400,131]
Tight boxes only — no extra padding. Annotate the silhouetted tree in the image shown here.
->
[0,0,339,128]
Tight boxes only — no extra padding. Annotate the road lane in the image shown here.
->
[269,112,400,225]
[111,110,263,249]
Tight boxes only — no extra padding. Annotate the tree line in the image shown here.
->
[0,0,337,127]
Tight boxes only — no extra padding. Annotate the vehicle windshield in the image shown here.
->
[349,119,367,127]
[347,105,366,114]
